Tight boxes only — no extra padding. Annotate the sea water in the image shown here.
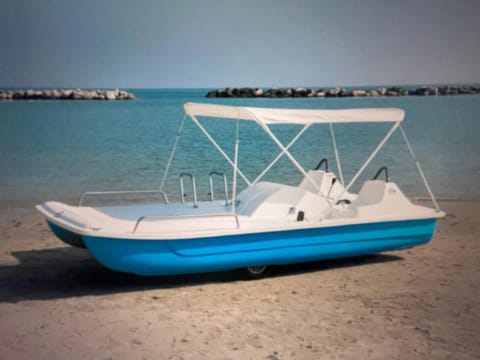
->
[0,89,479,205]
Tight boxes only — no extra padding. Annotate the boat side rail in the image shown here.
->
[78,190,169,206]
[208,171,229,205]
[132,212,240,233]
[179,172,198,208]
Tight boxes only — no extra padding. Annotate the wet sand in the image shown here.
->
[0,200,478,359]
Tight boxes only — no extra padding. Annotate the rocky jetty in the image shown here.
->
[0,88,135,101]
[206,85,480,98]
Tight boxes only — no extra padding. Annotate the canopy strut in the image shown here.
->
[256,121,324,195]
[334,121,400,202]
[329,123,344,185]
[399,125,440,211]
[189,114,252,186]
[252,124,311,185]
[160,114,186,191]
[231,120,240,213]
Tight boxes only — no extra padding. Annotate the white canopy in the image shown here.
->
[184,102,404,124]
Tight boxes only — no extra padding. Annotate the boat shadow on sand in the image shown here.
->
[0,247,402,303]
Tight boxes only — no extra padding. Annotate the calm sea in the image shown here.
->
[0,88,479,205]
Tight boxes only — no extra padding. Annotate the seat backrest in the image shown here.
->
[354,180,386,206]
[298,170,330,194]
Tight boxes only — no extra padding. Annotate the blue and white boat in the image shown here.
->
[37,103,444,277]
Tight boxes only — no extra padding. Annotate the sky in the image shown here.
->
[1,0,480,88]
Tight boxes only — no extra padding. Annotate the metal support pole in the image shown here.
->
[231,120,240,214]
[334,121,400,202]
[253,124,311,185]
[189,114,251,186]
[257,122,323,195]
[329,123,344,185]
[160,114,186,190]
[399,125,441,211]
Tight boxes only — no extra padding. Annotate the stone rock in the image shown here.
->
[42,90,53,99]
[105,90,117,100]
[61,89,72,99]
[275,88,287,97]
[13,90,26,99]
[293,87,306,97]
[203,85,480,99]
[339,88,352,97]
[71,90,84,99]
[326,87,341,97]
[352,89,366,97]
[459,87,474,95]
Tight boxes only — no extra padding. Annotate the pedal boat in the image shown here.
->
[37,103,444,276]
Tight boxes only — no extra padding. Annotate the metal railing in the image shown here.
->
[179,172,198,208]
[372,166,390,182]
[208,171,229,205]
[315,158,329,172]
[132,212,240,233]
[78,190,169,206]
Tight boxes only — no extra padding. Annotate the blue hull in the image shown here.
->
[47,221,86,248]
[79,218,437,276]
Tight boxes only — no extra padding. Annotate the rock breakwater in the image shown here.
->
[206,85,480,98]
[0,88,135,100]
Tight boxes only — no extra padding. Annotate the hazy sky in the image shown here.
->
[1,0,480,88]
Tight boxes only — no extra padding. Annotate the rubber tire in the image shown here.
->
[245,265,269,279]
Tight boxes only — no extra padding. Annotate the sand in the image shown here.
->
[0,200,479,360]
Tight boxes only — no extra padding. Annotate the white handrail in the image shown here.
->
[208,171,229,205]
[179,173,198,208]
[78,190,169,206]
[132,212,240,233]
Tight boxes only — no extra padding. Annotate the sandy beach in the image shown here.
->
[0,200,478,360]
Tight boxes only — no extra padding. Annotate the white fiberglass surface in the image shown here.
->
[37,180,442,241]
[93,200,230,220]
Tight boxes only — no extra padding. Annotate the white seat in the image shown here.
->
[354,180,386,206]
[298,170,334,194]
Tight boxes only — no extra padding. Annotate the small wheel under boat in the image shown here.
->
[246,265,269,279]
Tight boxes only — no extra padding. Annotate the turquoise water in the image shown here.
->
[0,89,479,204]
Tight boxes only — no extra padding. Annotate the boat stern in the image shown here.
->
[36,202,87,248]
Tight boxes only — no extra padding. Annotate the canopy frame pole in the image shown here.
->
[160,114,186,191]
[329,123,344,185]
[399,125,440,211]
[252,124,311,185]
[189,114,252,186]
[231,120,240,213]
[256,122,323,195]
[335,121,400,201]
